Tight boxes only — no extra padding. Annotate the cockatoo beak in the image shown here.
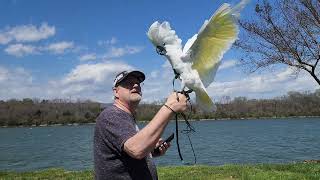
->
[156,45,166,55]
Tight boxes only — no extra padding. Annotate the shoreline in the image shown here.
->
[194,115,320,121]
[1,116,320,128]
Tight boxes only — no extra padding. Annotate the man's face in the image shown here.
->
[114,76,142,104]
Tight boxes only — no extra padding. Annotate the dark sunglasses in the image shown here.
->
[118,78,144,89]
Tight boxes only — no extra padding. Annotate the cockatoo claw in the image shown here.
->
[181,89,193,100]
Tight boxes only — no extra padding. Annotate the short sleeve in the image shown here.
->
[96,107,137,154]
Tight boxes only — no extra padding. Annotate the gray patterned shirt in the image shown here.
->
[94,105,158,180]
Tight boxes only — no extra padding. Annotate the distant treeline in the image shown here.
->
[0,99,101,127]
[1,90,320,127]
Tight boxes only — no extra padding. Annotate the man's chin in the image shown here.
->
[130,94,142,103]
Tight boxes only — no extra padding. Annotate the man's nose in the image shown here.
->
[133,83,140,88]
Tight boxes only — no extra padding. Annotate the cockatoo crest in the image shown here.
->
[147,0,249,112]
[148,21,182,48]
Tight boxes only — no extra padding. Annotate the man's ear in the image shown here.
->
[113,87,119,99]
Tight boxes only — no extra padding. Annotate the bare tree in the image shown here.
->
[235,0,320,85]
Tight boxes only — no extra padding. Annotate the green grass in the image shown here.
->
[1,163,320,180]
[158,163,320,180]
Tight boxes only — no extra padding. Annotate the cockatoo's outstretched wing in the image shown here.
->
[184,0,249,87]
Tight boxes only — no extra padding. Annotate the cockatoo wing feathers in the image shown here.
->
[187,0,248,87]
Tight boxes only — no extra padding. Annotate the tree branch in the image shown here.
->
[300,0,320,26]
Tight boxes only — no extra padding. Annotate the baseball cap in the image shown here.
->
[113,70,145,87]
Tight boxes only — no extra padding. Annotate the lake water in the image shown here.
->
[1,118,320,171]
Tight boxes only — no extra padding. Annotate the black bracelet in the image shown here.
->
[164,104,176,114]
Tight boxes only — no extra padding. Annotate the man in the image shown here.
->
[94,70,188,180]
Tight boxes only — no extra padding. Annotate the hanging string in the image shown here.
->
[173,89,197,164]
[167,69,197,164]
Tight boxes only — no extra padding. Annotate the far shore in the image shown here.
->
[1,116,320,128]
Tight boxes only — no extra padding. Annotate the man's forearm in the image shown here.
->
[124,105,173,159]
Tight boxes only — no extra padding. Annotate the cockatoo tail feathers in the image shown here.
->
[194,87,217,112]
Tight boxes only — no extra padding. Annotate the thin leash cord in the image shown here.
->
[172,77,184,161]
[179,99,197,164]
[175,113,183,161]
[172,81,197,164]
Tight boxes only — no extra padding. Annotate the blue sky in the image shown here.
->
[0,0,318,103]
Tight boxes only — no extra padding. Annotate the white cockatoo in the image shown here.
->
[147,0,249,112]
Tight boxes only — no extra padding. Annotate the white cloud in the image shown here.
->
[104,46,143,58]
[61,62,125,85]
[45,41,74,54]
[109,37,117,44]
[139,62,319,103]
[0,66,33,84]
[49,61,135,100]
[0,66,39,100]
[150,71,159,78]
[98,37,117,46]
[0,63,182,101]
[108,47,126,57]
[0,59,317,104]
[4,43,38,57]
[208,67,318,99]
[0,61,138,102]
[4,41,74,57]
[219,60,237,70]
[0,33,11,44]
[79,53,96,61]
[0,66,9,81]
[141,61,176,103]
[0,22,55,44]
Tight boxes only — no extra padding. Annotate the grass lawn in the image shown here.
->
[1,163,319,180]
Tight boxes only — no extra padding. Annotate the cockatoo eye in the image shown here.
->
[156,45,166,55]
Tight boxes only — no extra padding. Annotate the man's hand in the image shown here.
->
[152,138,171,157]
[165,92,188,113]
